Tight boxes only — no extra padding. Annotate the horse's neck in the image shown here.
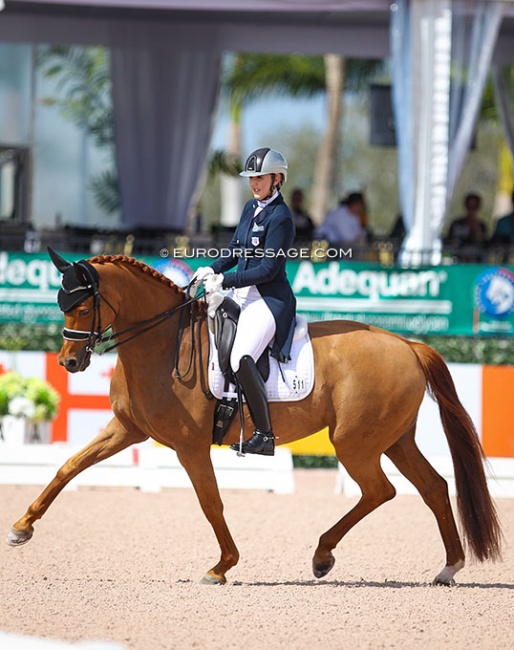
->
[111,266,184,367]
[114,293,207,382]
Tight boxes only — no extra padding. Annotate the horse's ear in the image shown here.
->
[48,247,71,274]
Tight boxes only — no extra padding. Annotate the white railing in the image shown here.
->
[0,442,295,495]
[336,456,514,498]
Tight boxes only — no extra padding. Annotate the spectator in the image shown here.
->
[358,202,374,242]
[290,188,314,243]
[314,192,367,247]
[389,214,406,241]
[491,191,514,245]
[446,193,488,247]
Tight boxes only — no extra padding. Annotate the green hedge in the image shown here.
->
[2,323,513,364]
[0,323,63,352]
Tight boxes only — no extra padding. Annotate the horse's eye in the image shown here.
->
[79,308,91,316]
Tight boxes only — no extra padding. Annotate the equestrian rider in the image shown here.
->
[193,147,297,456]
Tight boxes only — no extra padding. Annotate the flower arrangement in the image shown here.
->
[0,372,60,423]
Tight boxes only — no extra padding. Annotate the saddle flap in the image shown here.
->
[214,297,240,377]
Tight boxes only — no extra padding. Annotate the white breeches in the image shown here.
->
[228,288,276,373]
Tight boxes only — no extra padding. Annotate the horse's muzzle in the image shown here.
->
[58,349,92,373]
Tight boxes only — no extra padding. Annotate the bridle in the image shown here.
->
[61,260,116,353]
[60,264,211,395]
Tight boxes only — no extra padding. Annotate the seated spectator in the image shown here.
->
[358,202,374,243]
[446,192,488,247]
[315,192,367,247]
[290,188,314,243]
[389,214,406,241]
[490,191,514,245]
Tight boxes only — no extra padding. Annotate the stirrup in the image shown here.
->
[230,430,275,457]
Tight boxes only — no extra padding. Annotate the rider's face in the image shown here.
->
[249,174,274,200]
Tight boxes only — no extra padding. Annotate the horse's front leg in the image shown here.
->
[175,445,239,585]
[6,416,147,546]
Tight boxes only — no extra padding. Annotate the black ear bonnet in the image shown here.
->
[48,247,100,313]
[58,261,99,312]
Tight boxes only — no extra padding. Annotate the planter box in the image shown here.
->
[0,416,51,445]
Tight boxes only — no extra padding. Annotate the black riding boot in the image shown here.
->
[230,355,275,456]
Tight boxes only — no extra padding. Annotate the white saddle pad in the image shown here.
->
[208,315,314,402]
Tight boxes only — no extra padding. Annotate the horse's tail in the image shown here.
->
[408,340,502,562]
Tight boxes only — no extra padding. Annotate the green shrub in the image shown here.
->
[0,372,60,422]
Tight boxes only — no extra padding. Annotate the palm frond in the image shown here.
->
[207,150,242,179]
[90,168,121,214]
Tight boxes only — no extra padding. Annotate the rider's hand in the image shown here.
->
[190,267,213,296]
[203,273,224,295]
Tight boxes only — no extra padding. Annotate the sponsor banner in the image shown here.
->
[2,252,514,336]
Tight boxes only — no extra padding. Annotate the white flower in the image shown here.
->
[8,396,36,419]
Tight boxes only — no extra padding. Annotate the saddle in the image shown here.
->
[211,296,270,445]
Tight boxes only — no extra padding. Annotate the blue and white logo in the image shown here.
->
[475,267,514,318]
[153,258,193,289]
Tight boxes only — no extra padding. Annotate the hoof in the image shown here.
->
[433,560,464,586]
[199,573,226,586]
[6,527,33,547]
[312,555,335,579]
[432,577,456,587]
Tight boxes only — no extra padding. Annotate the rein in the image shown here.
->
[96,294,200,354]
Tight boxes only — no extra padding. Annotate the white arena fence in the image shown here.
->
[1,440,512,498]
[0,441,295,495]
[337,455,514,499]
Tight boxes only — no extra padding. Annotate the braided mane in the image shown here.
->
[88,255,184,296]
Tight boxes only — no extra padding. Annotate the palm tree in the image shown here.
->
[310,55,345,224]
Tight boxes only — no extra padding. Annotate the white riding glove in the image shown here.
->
[190,266,213,296]
[203,272,224,296]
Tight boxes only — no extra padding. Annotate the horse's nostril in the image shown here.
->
[65,358,78,371]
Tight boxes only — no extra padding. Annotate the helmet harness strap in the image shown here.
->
[263,173,282,201]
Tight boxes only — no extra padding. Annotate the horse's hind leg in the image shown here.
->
[7,416,147,546]
[312,451,396,579]
[385,428,465,585]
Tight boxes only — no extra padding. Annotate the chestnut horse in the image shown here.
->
[7,253,502,585]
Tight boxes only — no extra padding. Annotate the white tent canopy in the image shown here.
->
[2,0,514,259]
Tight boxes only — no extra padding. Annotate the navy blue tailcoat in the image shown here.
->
[210,194,297,362]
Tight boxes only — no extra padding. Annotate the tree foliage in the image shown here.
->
[223,53,384,104]
[38,45,113,148]
[38,45,119,213]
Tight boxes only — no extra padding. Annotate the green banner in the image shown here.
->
[2,251,514,336]
[289,260,514,336]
